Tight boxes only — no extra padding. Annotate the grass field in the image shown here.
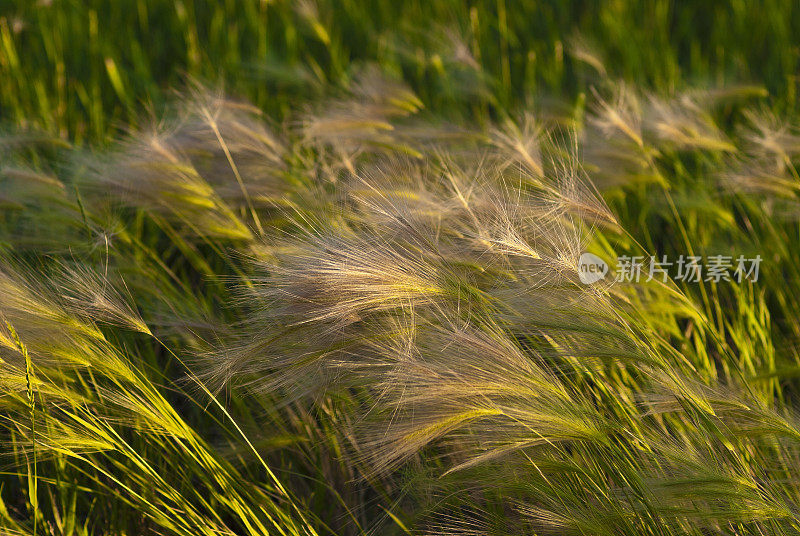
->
[3,1,800,535]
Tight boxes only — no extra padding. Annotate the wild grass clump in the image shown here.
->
[3,49,800,536]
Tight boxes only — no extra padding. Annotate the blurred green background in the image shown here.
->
[2,0,799,144]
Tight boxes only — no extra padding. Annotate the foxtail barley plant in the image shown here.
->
[4,4,800,534]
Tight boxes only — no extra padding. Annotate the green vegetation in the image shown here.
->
[2,1,800,534]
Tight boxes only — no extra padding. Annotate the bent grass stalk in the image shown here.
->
[6,322,37,535]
